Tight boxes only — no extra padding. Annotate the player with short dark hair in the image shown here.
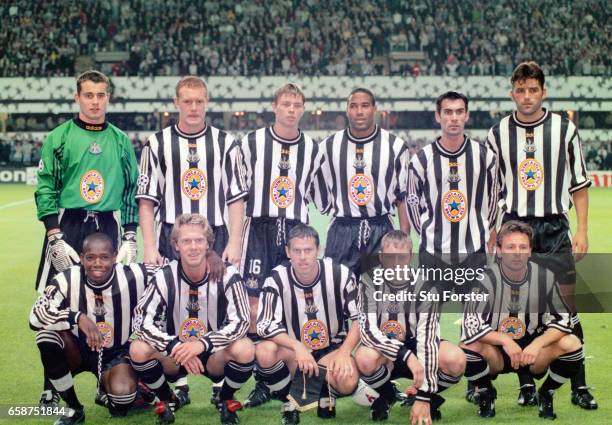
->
[137,76,247,265]
[356,230,465,423]
[130,214,253,425]
[319,87,410,276]
[239,83,328,407]
[255,224,359,425]
[461,220,584,420]
[487,61,595,409]
[30,232,153,424]
[35,69,140,406]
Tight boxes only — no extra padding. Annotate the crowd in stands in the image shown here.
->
[585,143,612,171]
[1,0,609,77]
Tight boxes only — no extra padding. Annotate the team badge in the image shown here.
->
[380,320,405,341]
[182,168,207,200]
[518,158,543,191]
[499,316,526,340]
[301,319,329,350]
[447,170,461,183]
[442,190,467,222]
[186,152,200,164]
[278,158,291,170]
[270,176,294,208]
[80,170,104,203]
[137,173,149,188]
[96,322,114,348]
[246,276,259,289]
[180,318,207,341]
[89,142,102,155]
[353,158,367,170]
[349,174,373,206]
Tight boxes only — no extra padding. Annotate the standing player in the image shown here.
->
[137,76,247,265]
[319,88,409,276]
[30,233,152,424]
[255,224,359,425]
[239,83,328,406]
[406,91,497,256]
[461,221,584,420]
[35,70,139,406]
[130,214,253,425]
[487,62,595,409]
[356,230,465,424]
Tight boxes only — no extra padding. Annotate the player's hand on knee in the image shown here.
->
[143,245,164,265]
[47,232,80,272]
[77,314,104,351]
[520,342,541,366]
[116,231,137,264]
[170,340,205,366]
[407,353,424,390]
[207,250,226,282]
[328,350,354,381]
[411,400,432,425]
[295,345,318,377]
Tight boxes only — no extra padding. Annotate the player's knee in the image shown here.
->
[229,338,255,363]
[255,340,279,367]
[129,340,155,363]
[107,379,136,397]
[354,346,382,375]
[441,344,466,377]
[557,334,581,353]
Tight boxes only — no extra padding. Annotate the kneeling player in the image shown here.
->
[356,230,465,424]
[256,224,359,424]
[30,233,152,424]
[130,214,253,425]
[461,221,584,419]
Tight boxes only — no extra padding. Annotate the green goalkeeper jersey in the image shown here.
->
[35,117,139,227]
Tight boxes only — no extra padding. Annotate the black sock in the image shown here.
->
[361,365,395,400]
[130,359,172,401]
[462,348,491,389]
[36,331,82,409]
[572,315,584,342]
[257,361,291,401]
[437,370,460,393]
[220,360,254,401]
[518,366,535,388]
[542,347,584,393]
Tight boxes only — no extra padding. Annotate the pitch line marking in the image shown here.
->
[0,198,33,210]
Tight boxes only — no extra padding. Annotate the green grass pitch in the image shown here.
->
[0,184,610,424]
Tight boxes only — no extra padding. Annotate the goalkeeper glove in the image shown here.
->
[47,232,80,272]
[117,230,137,263]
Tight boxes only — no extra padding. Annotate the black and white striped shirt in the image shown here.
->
[319,126,409,218]
[406,137,497,254]
[358,272,440,395]
[461,260,572,345]
[241,127,327,222]
[30,263,153,348]
[487,110,591,218]
[256,258,358,350]
[132,261,249,355]
[136,125,247,226]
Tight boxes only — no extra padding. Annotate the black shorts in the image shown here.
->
[311,342,342,363]
[240,217,301,297]
[74,337,131,376]
[502,213,575,285]
[159,222,228,260]
[324,215,395,277]
[35,209,120,292]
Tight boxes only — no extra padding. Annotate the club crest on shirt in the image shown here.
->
[182,168,207,200]
[518,158,543,191]
[80,170,105,203]
[499,316,526,340]
[180,318,207,341]
[349,174,373,206]
[89,142,102,155]
[380,320,405,341]
[301,319,329,350]
[442,190,467,222]
[96,321,114,348]
[270,175,294,208]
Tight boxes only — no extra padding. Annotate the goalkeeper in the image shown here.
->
[34,70,139,406]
